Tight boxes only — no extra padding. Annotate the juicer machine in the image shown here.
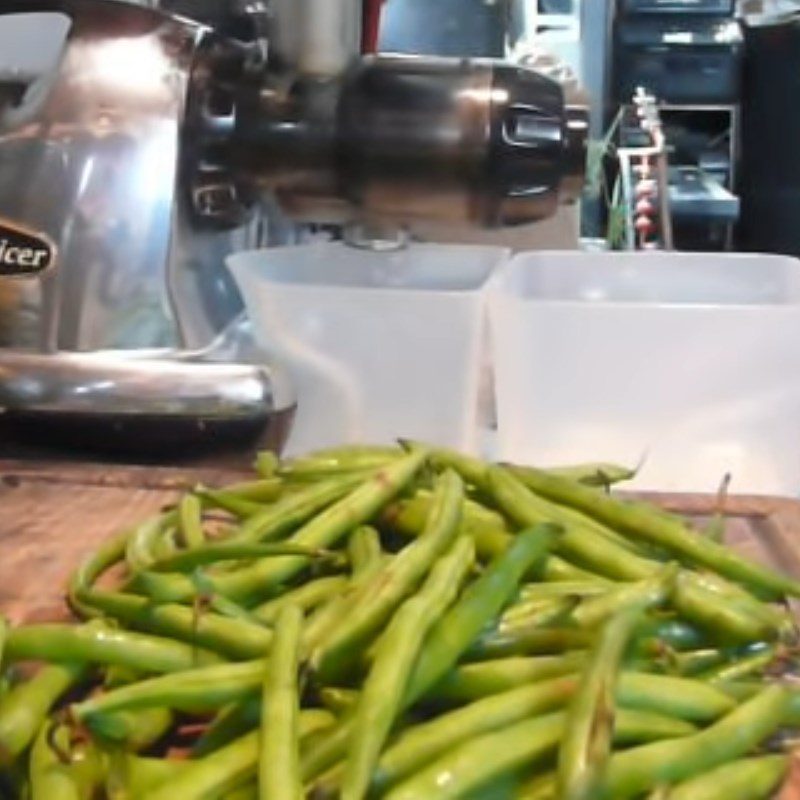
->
[0,0,588,456]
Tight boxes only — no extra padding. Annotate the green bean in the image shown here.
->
[383,710,563,800]
[193,700,334,758]
[572,563,678,629]
[5,623,221,672]
[372,675,581,793]
[465,626,593,661]
[655,649,729,677]
[30,723,102,800]
[138,453,428,605]
[601,685,787,799]
[147,542,335,574]
[341,536,475,800]
[347,526,383,578]
[513,466,800,598]
[311,469,464,683]
[385,707,694,800]
[178,493,206,549]
[0,662,86,764]
[435,655,586,701]
[617,672,737,722]
[404,524,562,706]
[699,645,779,683]
[279,446,402,477]
[125,512,179,573]
[519,582,611,601]
[302,547,387,653]
[228,474,365,544]
[106,753,193,799]
[73,661,265,719]
[542,556,613,584]
[84,705,173,751]
[67,524,137,619]
[558,606,644,800]
[194,487,267,519]
[489,467,782,643]
[667,754,789,800]
[252,577,347,626]
[142,730,260,800]
[500,594,580,627]
[259,605,303,800]
[255,451,280,478]
[382,492,597,584]
[74,590,272,660]
[533,462,636,488]
[317,687,358,716]
[436,660,736,722]
[225,784,258,800]
[193,699,261,757]
[218,478,285,502]
[145,710,329,800]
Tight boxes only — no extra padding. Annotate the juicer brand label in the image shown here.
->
[0,218,56,277]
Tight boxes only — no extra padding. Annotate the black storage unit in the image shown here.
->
[614,17,744,104]
[739,15,800,256]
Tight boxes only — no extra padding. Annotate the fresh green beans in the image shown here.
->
[404,524,563,705]
[259,605,303,800]
[385,706,694,800]
[572,563,678,629]
[7,440,800,800]
[5,623,221,672]
[30,723,102,800]
[84,704,173,751]
[341,536,475,800]
[512,466,800,598]
[252,577,347,626]
[347,526,383,578]
[0,663,86,764]
[699,645,779,683]
[601,685,787,799]
[667,754,789,800]
[434,655,587,701]
[142,730,260,800]
[179,494,206,549]
[312,469,464,683]
[75,590,272,660]
[558,606,644,800]
[73,661,264,718]
[146,542,336,574]
[372,675,581,793]
[140,452,428,605]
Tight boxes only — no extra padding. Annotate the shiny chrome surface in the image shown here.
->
[0,0,205,352]
[0,349,279,417]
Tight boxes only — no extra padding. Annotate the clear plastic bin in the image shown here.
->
[228,242,508,456]
[488,251,800,495]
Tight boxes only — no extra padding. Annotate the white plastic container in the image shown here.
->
[488,251,800,495]
[228,242,508,456]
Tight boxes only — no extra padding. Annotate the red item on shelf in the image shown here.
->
[362,0,385,53]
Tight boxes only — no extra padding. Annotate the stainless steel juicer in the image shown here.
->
[0,0,588,458]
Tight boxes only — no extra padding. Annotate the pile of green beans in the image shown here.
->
[1,442,799,799]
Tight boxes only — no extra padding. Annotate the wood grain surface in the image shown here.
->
[0,459,249,624]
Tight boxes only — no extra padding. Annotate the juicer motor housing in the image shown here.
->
[0,0,587,456]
